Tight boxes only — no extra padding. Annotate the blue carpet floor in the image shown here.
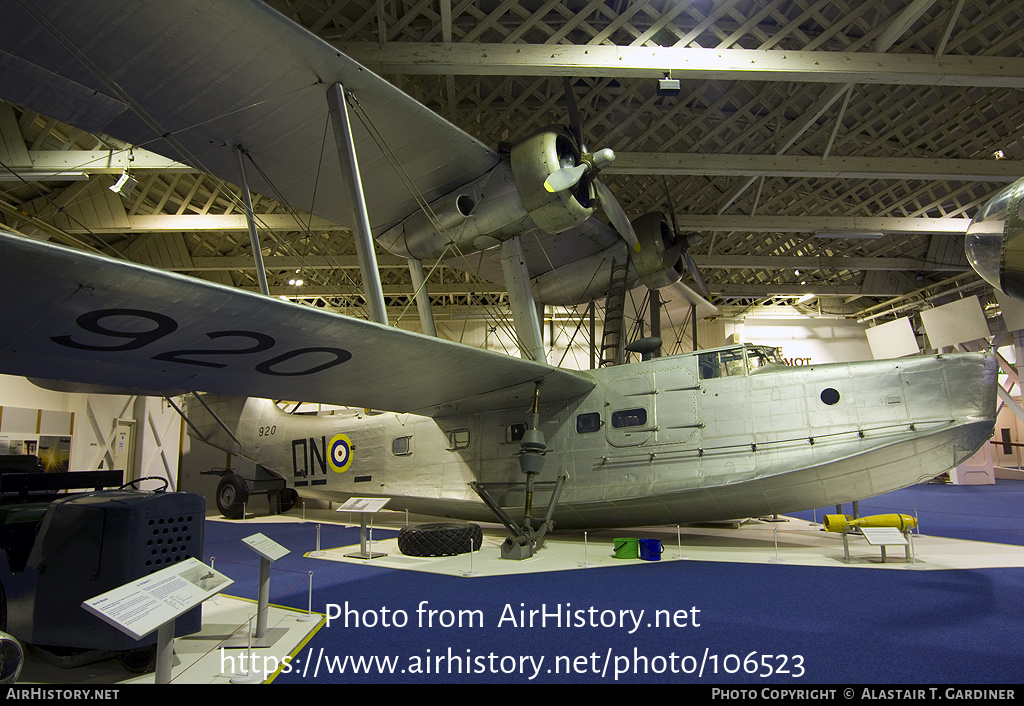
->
[205,480,1024,684]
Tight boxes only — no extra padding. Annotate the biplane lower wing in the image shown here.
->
[0,231,594,415]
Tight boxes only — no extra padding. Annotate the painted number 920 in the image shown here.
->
[51,308,351,377]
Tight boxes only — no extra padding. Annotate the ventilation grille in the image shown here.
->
[144,513,198,572]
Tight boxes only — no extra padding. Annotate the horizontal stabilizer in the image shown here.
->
[0,231,594,415]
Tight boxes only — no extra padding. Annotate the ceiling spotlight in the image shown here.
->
[993,149,1006,160]
[657,75,680,97]
[109,170,138,198]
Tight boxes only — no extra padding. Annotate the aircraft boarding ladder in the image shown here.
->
[598,259,630,367]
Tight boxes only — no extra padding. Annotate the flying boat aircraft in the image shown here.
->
[0,1,998,559]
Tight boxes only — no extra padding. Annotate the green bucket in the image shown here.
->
[613,537,639,559]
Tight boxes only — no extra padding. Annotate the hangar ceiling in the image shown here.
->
[1,0,1023,329]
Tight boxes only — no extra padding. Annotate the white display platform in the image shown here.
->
[18,598,323,685]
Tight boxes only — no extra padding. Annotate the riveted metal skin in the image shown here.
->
[187,345,997,530]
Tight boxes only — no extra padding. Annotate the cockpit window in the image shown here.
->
[747,346,783,372]
[699,346,781,379]
[698,348,746,379]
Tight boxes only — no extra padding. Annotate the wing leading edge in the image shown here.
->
[0,231,594,415]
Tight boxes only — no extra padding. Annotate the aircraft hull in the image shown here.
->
[189,348,996,530]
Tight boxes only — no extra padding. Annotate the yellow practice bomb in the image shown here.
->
[823,513,918,533]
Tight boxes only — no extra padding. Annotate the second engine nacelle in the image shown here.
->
[630,213,685,291]
[531,212,685,306]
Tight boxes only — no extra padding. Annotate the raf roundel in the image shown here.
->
[329,433,353,473]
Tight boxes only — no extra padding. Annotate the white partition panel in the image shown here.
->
[920,296,990,349]
[865,316,920,359]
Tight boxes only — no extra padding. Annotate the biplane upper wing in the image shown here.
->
[0,230,594,414]
[0,0,499,233]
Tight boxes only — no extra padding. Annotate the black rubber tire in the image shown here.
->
[397,522,483,557]
[279,488,299,514]
[215,474,249,519]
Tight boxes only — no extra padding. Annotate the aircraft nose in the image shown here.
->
[965,177,1024,299]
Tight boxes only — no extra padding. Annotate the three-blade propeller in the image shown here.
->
[545,79,639,250]
[547,78,710,298]
[662,177,710,299]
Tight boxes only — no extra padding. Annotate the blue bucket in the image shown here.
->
[639,538,663,561]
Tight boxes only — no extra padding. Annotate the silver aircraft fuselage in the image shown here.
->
[190,345,997,528]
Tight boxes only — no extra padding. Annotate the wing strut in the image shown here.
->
[235,147,270,296]
[499,236,546,363]
[407,258,438,337]
[326,82,388,325]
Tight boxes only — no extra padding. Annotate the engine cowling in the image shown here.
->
[509,129,595,234]
[966,176,1024,300]
[630,213,685,291]
[375,129,597,261]
[531,212,685,305]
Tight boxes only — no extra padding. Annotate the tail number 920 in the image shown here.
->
[50,308,351,377]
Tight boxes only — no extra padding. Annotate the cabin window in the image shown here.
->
[447,429,471,450]
[392,435,412,456]
[505,423,527,443]
[820,388,840,406]
[576,412,601,434]
[611,408,647,428]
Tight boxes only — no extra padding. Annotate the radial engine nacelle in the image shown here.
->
[375,128,595,262]
[532,212,685,305]
[965,177,1024,300]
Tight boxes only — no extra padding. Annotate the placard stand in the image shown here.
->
[338,497,390,559]
[238,532,290,647]
[82,558,232,685]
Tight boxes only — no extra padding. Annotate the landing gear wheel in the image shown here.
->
[397,522,483,557]
[118,645,156,674]
[279,488,299,514]
[216,474,249,519]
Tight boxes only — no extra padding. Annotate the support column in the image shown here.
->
[588,301,596,369]
[235,147,270,296]
[326,82,388,325]
[500,236,545,363]
[650,289,662,357]
[691,302,699,352]
[407,257,437,337]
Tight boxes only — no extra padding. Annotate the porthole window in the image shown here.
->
[505,423,527,443]
[576,412,601,434]
[611,408,648,428]
[447,429,470,450]
[392,435,413,456]
[820,388,841,405]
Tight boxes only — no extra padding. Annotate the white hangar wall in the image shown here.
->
[0,373,181,490]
